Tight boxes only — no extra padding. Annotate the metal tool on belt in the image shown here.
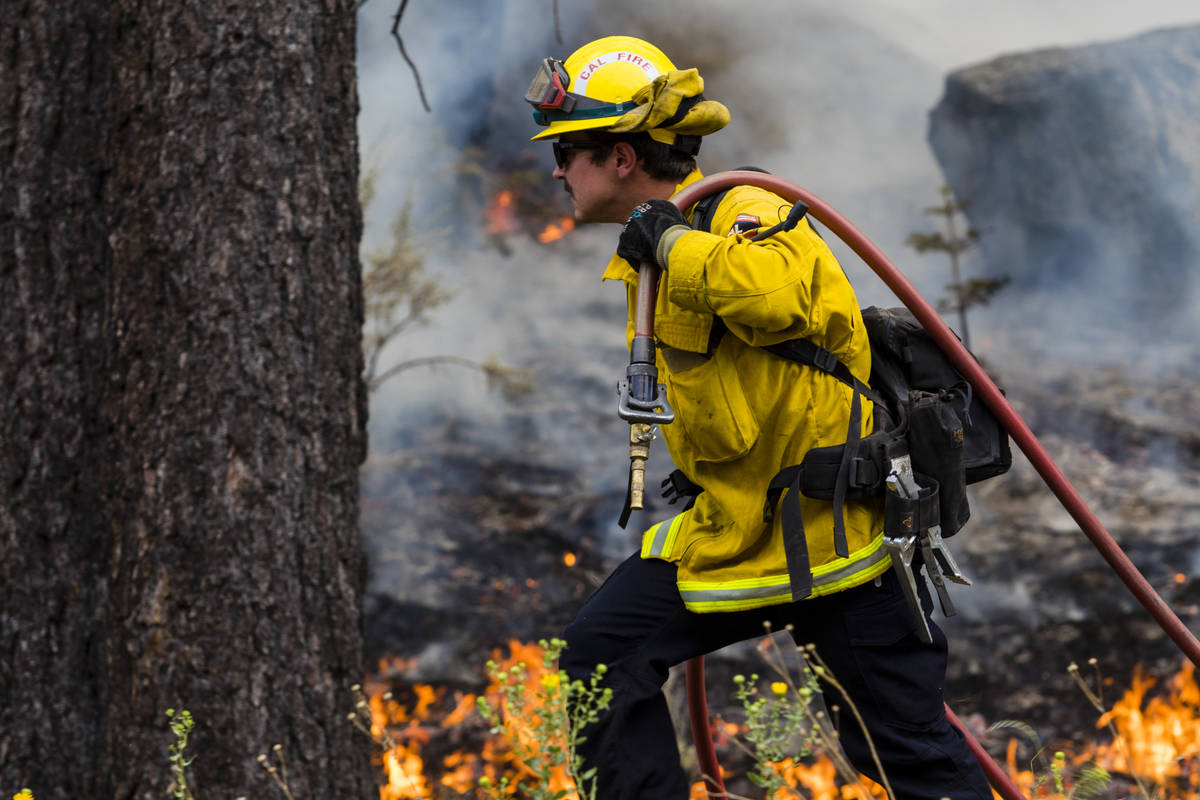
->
[882,453,971,643]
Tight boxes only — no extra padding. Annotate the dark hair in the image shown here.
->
[587,132,697,182]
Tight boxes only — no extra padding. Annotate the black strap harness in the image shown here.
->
[675,178,869,599]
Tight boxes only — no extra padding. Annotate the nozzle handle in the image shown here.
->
[618,377,674,424]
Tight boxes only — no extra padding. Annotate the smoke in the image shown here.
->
[355,0,1200,594]
[359,0,1200,358]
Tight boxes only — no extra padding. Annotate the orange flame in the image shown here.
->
[366,640,581,799]
[441,691,477,729]
[485,190,520,235]
[368,688,430,800]
[1086,662,1200,785]
[483,187,575,243]
[366,670,455,799]
[563,551,577,567]
[380,743,429,800]
[1003,737,1039,799]
[440,751,479,793]
[538,217,576,243]
[1000,662,1200,799]
[769,756,886,800]
[483,640,579,798]
[365,650,1200,800]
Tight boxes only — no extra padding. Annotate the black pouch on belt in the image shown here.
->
[906,389,970,536]
[884,472,941,536]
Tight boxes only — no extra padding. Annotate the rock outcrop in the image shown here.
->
[929,25,1200,320]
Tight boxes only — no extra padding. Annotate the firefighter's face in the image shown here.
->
[551,136,627,224]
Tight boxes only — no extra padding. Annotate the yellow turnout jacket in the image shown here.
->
[602,170,890,612]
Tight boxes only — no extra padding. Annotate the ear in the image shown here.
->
[612,141,639,179]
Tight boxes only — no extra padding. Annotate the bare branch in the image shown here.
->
[363,308,427,386]
[368,355,533,398]
[391,0,431,112]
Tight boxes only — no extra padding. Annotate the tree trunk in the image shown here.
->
[0,3,111,797]
[1,0,372,796]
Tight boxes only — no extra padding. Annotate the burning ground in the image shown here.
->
[354,110,1200,800]
[358,333,1200,797]
[353,8,1200,793]
[356,108,1200,800]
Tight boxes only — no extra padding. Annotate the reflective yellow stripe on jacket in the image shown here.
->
[677,536,891,612]
[641,515,891,613]
[640,514,687,560]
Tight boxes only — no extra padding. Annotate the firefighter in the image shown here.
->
[523,35,991,800]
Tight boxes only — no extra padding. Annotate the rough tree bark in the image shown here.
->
[1,1,373,797]
[0,3,111,797]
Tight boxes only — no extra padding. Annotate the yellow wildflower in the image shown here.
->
[771,682,788,697]
[540,672,561,690]
[14,790,35,800]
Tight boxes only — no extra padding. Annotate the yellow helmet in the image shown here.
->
[525,36,677,144]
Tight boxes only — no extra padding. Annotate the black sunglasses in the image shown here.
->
[552,140,607,169]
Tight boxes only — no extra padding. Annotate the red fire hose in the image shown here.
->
[657,171,1200,799]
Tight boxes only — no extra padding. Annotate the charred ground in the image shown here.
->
[361,348,1200,787]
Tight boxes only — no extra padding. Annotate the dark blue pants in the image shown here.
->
[560,552,992,800]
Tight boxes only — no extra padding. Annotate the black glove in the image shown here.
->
[616,199,690,270]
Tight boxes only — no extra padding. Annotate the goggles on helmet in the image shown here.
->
[525,58,574,111]
[524,57,640,126]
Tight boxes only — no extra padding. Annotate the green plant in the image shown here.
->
[990,660,1129,800]
[732,672,818,795]
[988,719,1112,800]
[1051,750,1111,800]
[475,637,613,800]
[165,708,196,800]
[724,626,893,800]
[1067,659,1143,799]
